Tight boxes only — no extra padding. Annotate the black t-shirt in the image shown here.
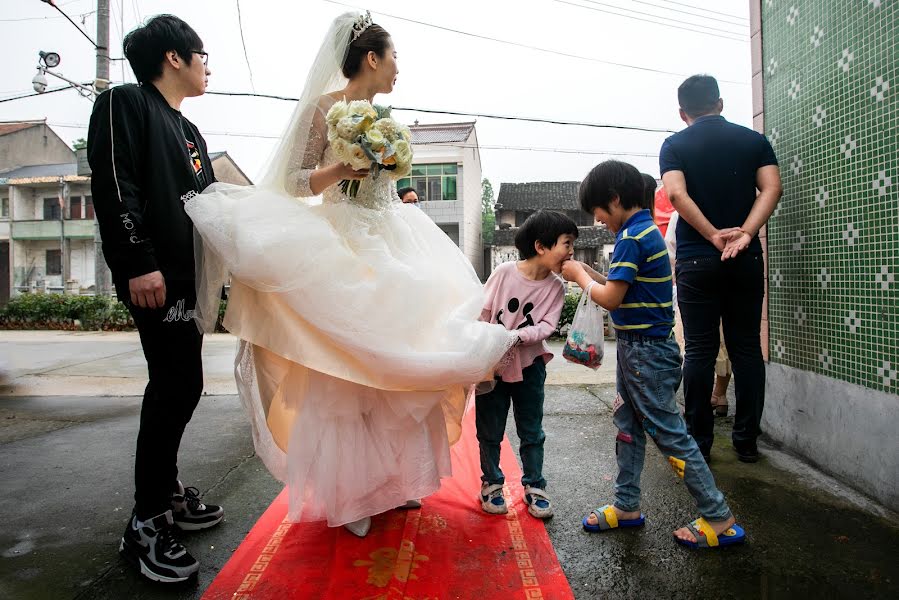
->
[181,117,207,189]
[659,115,778,259]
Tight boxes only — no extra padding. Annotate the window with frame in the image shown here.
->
[1,197,8,218]
[85,196,94,219]
[396,163,458,202]
[46,249,62,276]
[69,196,82,220]
[43,197,61,220]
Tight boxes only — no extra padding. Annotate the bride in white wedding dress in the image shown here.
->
[184,12,515,537]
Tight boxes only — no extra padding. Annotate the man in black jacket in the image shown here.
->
[88,15,223,583]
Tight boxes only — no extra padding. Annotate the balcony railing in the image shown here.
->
[11,219,95,240]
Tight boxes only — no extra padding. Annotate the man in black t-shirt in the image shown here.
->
[659,75,782,464]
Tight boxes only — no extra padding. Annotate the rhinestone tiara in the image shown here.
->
[352,11,373,41]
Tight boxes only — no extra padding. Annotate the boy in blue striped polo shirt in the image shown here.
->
[561,160,745,549]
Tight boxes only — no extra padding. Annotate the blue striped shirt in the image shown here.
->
[607,210,674,338]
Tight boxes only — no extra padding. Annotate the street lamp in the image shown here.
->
[31,50,96,99]
[39,50,61,68]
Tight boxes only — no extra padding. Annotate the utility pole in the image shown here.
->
[93,0,112,295]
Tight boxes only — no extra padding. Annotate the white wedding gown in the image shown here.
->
[184,96,514,526]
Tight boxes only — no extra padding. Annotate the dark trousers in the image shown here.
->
[475,357,547,490]
[127,281,204,520]
[675,253,765,455]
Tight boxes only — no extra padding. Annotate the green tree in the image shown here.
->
[72,137,87,150]
[482,178,496,244]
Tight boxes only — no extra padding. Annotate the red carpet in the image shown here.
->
[203,411,574,599]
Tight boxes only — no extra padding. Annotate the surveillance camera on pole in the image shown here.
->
[30,50,97,99]
[32,71,48,93]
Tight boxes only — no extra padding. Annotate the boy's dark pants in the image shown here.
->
[675,253,766,456]
[475,357,547,490]
[126,281,204,520]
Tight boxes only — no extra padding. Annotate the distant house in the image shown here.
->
[0,146,252,299]
[0,120,74,173]
[209,151,253,186]
[490,181,615,275]
[396,122,484,277]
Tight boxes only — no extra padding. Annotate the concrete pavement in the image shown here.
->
[0,331,616,397]
[1,332,897,598]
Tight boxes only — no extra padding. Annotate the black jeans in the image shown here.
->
[476,357,547,490]
[128,281,204,520]
[675,253,765,455]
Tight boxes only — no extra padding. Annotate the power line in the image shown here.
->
[39,0,100,48]
[321,0,747,85]
[556,0,747,42]
[235,0,255,92]
[653,0,747,21]
[202,91,678,134]
[632,0,747,26]
[44,122,664,159]
[0,87,79,103]
[579,0,746,33]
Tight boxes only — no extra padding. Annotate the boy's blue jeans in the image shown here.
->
[476,357,547,490]
[614,331,732,521]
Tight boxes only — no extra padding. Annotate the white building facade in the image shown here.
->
[398,122,485,278]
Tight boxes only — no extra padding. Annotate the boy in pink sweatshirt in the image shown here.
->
[477,210,578,519]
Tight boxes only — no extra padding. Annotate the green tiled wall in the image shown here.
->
[763,0,898,392]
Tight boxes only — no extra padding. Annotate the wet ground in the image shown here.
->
[1,332,897,599]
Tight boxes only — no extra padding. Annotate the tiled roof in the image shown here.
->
[0,122,42,137]
[492,225,615,249]
[410,122,475,144]
[497,181,580,211]
[0,162,77,180]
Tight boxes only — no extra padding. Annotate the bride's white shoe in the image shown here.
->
[344,516,371,537]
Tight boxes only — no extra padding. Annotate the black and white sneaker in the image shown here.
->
[119,511,200,583]
[171,481,224,531]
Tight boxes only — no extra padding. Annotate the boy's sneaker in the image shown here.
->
[171,481,224,531]
[480,483,508,515]
[119,511,199,583]
[524,486,554,519]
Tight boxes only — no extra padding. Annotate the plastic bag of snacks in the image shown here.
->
[562,282,604,370]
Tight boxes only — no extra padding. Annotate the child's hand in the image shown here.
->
[561,259,586,282]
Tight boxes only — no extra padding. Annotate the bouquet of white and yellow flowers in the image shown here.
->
[325,99,413,197]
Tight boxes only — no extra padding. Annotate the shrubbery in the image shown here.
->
[0,293,229,332]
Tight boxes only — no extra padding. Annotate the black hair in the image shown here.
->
[398,187,416,200]
[640,173,657,213]
[342,23,392,79]
[514,210,579,260]
[677,74,721,118]
[123,15,204,84]
[578,160,645,213]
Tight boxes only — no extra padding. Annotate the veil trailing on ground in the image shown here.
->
[192,13,358,332]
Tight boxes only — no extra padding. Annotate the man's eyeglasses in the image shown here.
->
[191,50,209,66]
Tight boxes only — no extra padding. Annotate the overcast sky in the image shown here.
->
[1,0,752,186]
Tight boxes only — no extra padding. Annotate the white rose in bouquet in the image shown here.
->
[365,127,386,150]
[393,140,413,177]
[336,117,360,141]
[373,117,398,139]
[325,100,349,127]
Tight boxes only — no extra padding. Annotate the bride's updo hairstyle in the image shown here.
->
[341,23,392,79]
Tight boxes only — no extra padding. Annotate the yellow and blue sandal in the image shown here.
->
[582,504,645,533]
[675,517,746,549]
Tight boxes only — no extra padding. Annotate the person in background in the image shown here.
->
[398,186,419,204]
[659,74,781,463]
